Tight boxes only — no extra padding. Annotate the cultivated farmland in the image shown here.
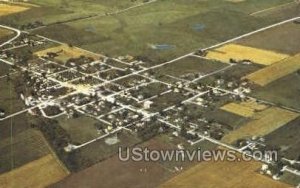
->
[160,154,289,188]
[221,107,299,144]
[237,22,300,55]
[0,154,69,188]
[0,3,30,17]
[252,72,300,110]
[206,44,289,65]
[220,100,268,118]
[244,53,300,86]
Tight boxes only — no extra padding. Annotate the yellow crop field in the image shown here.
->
[222,107,299,144]
[35,44,101,63]
[244,53,300,86]
[0,3,30,16]
[239,99,268,111]
[0,154,69,188]
[221,100,268,117]
[206,44,289,65]
[161,156,289,188]
[221,103,256,117]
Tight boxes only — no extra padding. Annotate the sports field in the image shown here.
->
[0,3,30,17]
[220,100,268,117]
[35,44,101,62]
[244,53,300,86]
[161,156,289,188]
[206,44,289,65]
[222,107,299,144]
[0,154,69,188]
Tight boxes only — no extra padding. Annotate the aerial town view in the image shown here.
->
[0,0,300,187]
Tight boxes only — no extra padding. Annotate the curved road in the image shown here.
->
[0,25,21,48]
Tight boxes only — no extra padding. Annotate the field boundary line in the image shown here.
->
[250,1,297,16]
[39,131,71,175]
[202,16,300,51]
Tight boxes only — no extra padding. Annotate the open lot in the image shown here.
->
[0,154,69,188]
[160,155,289,188]
[206,44,289,65]
[149,92,188,112]
[221,107,299,144]
[56,115,101,145]
[245,53,300,86]
[154,56,227,80]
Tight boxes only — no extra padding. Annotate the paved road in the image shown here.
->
[202,16,300,51]
[0,25,21,48]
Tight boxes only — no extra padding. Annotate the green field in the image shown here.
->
[237,22,300,55]
[56,115,102,145]
[0,129,51,173]
[26,0,293,64]
[0,0,146,26]
[154,56,227,79]
[66,130,141,171]
[198,63,263,86]
[265,117,300,160]
[0,72,25,115]
[252,72,300,110]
